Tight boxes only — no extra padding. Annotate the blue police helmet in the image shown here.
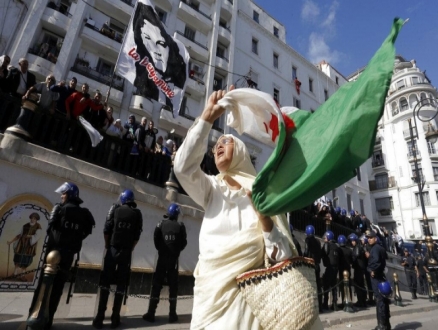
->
[119,189,135,205]
[324,231,334,241]
[337,235,347,246]
[167,203,181,219]
[378,281,393,298]
[55,182,81,201]
[335,206,341,214]
[305,225,315,236]
[360,235,368,245]
[348,233,359,242]
[341,208,347,216]
[350,209,356,217]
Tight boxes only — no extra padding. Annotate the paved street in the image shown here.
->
[1,291,438,329]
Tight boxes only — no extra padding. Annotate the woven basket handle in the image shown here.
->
[264,253,271,268]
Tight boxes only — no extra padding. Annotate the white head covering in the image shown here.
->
[215,134,295,250]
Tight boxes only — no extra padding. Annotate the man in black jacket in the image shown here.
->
[350,233,367,307]
[304,225,323,313]
[5,58,36,98]
[143,203,187,323]
[321,230,341,311]
[34,182,95,330]
[365,231,390,330]
[93,189,143,329]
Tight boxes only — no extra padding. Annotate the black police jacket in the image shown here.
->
[352,244,367,270]
[154,218,187,258]
[304,236,322,265]
[104,204,143,250]
[339,245,353,271]
[47,201,95,253]
[402,255,416,271]
[321,241,340,268]
[367,243,387,276]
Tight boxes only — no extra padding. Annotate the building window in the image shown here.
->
[253,10,259,23]
[375,197,393,215]
[391,101,399,116]
[347,194,352,211]
[292,66,297,80]
[332,189,337,208]
[407,140,419,158]
[375,173,389,189]
[155,8,167,24]
[273,88,280,103]
[179,96,188,116]
[216,44,227,60]
[411,163,424,183]
[400,97,408,111]
[415,192,430,207]
[356,167,361,181]
[335,76,339,85]
[293,97,301,108]
[372,150,384,167]
[247,72,258,89]
[360,199,365,215]
[309,78,313,92]
[324,89,328,101]
[428,141,437,155]
[213,76,223,91]
[396,79,405,90]
[433,163,438,181]
[273,26,279,37]
[412,76,420,85]
[184,26,196,41]
[273,53,279,69]
[252,38,258,54]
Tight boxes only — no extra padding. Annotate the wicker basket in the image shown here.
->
[236,257,318,330]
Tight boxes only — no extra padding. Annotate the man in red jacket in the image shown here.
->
[65,83,106,120]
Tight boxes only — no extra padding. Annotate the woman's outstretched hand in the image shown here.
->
[201,85,235,124]
[246,190,273,233]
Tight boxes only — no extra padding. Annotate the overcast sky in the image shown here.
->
[254,0,438,83]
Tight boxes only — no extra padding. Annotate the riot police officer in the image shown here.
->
[350,233,367,307]
[143,203,187,323]
[321,230,341,311]
[93,189,143,329]
[303,225,323,313]
[35,182,95,330]
[361,235,375,305]
[416,254,428,295]
[365,231,390,330]
[401,248,418,299]
[338,234,353,304]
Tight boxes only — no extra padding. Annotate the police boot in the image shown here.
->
[93,290,110,329]
[110,294,124,328]
[322,292,329,310]
[143,296,159,322]
[411,290,418,299]
[169,299,178,323]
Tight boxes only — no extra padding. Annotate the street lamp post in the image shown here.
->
[408,97,438,292]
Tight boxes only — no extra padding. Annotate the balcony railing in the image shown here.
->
[407,150,421,158]
[372,158,384,168]
[180,0,211,20]
[369,176,396,191]
[176,30,208,50]
[120,0,135,7]
[403,128,417,139]
[47,2,72,17]
[0,93,172,188]
[71,62,125,92]
[85,22,124,43]
[28,46,59,64]
[216,54,229,62]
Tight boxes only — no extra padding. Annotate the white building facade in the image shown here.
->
[2,0,373,218]
[355,56,438,239]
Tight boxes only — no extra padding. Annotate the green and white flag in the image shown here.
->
[252,18,404,216]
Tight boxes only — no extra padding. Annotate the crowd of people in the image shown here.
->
[303,200,407,256]
[0,55,183,183]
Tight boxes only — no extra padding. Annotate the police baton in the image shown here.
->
[66,253,80,304]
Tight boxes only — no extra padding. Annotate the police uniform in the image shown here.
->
[94,202,143,329]
[401,250,418,299]
[339,244,353,303]
[367,233,390,329]
[321,239,340,310]
[352,242,367,307]
[416,255,428,295]
[304,235,322,311]
[41,196,95,329]
[144,210,187,322]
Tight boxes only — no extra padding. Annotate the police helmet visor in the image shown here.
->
[55,182,71,195]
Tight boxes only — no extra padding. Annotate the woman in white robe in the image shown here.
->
[174,88,323,330]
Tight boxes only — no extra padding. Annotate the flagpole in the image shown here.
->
[106,1,138,104]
